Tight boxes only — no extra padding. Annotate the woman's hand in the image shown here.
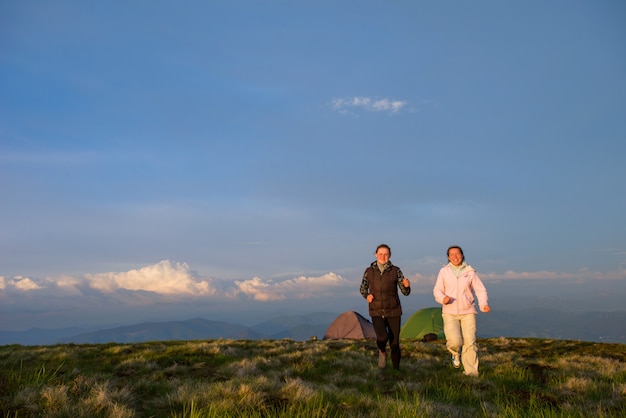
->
[481,305,491,313]
[442,296,451,305]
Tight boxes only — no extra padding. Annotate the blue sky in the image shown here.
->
[1,1,625,330]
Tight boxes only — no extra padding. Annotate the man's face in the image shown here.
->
[448,248,463,266]
[376,248,390,264]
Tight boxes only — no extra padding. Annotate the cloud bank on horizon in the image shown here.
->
[2,260,624,306]
[2,259,626,330]
[0,261,352,306]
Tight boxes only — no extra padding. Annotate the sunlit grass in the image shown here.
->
[1,338,624,417]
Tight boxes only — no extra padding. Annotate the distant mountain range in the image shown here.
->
[0,312,339,346]
[60,317,267,344]
[1,309,624,346]
[479,309,626,343]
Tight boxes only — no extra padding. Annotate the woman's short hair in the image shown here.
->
[447,245,464,261]
[376,243,391,256]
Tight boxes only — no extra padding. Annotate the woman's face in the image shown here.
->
[375,248,390,264]
[448,248,464,266]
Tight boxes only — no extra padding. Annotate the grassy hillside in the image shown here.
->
[1,338,624,417]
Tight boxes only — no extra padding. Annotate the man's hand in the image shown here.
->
[367,294,374,303]
[402,278,410,288]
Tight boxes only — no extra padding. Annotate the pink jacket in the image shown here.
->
[433,263,488,315]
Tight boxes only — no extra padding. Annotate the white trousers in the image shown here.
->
[442,313,479,376]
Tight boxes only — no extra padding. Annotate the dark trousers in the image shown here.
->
[372,315,402,369]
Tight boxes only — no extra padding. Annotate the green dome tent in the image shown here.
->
[400,307,444,341]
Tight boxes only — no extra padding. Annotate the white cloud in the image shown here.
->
[234,272,350,302]
[235,277,283,301]
[3,262,624,314]
[0,276,42,291]
[0,262,353,306]
[483,270,574,280]
[331,96,408,114]
[406,267,626,291]
[85,260,218,296]
[54,275,88,296]
[482,268,626,282]
[405,272,436,294]
[0,261,222,305]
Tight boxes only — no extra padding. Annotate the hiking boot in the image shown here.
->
[451,354,461,368]
[378,351,387,369]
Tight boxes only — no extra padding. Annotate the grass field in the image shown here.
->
[1,337,625,417]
